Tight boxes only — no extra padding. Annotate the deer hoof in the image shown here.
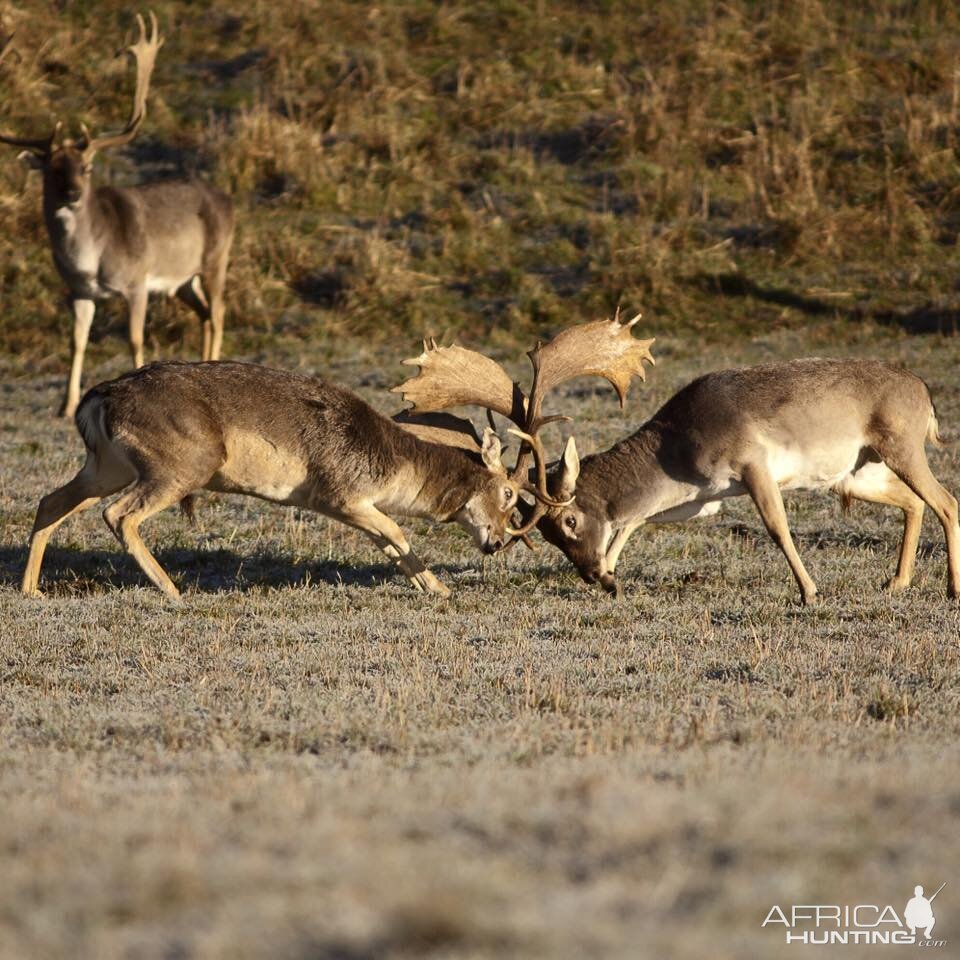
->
[419,572,451,597]
[882,576,909,594]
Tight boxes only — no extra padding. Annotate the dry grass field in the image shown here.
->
[2,330,959,959]
[2,1,960,957]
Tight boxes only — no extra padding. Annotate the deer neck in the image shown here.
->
[43,187,107,292]
[582,424,686,527]
[387,435,487,522]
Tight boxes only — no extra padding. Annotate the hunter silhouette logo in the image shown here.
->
[904,883,945,940]
[762,882,947,946]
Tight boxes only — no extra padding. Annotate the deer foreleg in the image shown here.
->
[341,506,451,597]
[742,462,818,605]
[126,285,148,368]
[605,521,642,574]
[62,298,95,418]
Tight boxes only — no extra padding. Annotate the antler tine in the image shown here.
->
[392,340,527,425]
[83,9,163,155]
[508,309,655,499]
[0,32,58,154]
[527,312,655,415]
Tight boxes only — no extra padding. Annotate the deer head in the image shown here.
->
[392,311,656,553]
[0,12,163,208]
[531,433,623,593]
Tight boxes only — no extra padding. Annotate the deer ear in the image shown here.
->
[557,436,580,500]
[480,427,505,474]
[17,150,44,170]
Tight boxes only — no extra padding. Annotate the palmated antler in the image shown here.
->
[506,309,655,538]
[392,312,656,540]
[82,11,163,155]
[0,31,59,154]
[527,308,656,425]
[393,339,526,425]
[392,339,569,511]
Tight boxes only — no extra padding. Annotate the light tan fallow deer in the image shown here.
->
[532,354,960,604]
[0,13,235,417]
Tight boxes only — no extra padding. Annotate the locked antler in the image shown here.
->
[505,310,655,537]
[81,11,163,155]
[514,308,655,475]
[393,339,526,424]
[392,311,656,537]
[392,339,566,509]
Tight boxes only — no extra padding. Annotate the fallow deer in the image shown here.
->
[0,14,235,417]
[21,359,570,600]
[532,356,960,604]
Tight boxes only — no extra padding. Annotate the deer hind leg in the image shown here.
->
[876,441,960,599]
[61,298,95,418]
[102,481,193,601]
[741,461,818,605]
[837,460,925,593]
[175,276,213,360]
[21,454,129,596]
[338,505,451,597]
[203,247,229,361]
[126,285,148,369]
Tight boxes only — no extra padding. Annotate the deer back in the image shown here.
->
[83,361,489,516]
[571,358,937,523]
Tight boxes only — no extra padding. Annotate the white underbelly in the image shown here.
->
[146,273,194,296]
[648,500,723,524]
[763,440,861,491]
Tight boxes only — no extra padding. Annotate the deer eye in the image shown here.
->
[564,515,577,531]
[503,486,515,505]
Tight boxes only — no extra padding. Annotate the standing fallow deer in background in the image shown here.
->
[392,312,657,552]
[0,13,234,417]
[530,356,960,604]
[21,359,572,600]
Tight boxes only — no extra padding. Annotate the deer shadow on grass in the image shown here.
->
[0,544,465,596]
